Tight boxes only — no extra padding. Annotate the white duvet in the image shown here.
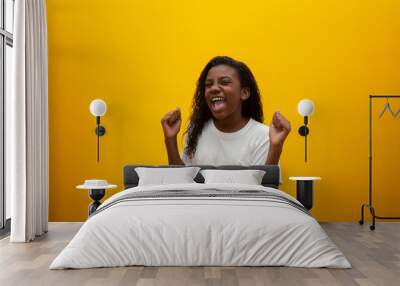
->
[50,183,351,269]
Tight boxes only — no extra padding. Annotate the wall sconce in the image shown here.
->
[297,99,315,162]
[89,99,107,162]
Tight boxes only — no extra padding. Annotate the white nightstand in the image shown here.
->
[77,180,117,216]
[289,177,321,210]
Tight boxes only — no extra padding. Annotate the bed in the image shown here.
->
[50,165,351,269]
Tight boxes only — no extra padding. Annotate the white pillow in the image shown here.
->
[200,169,266,185]
[135,167,201,186]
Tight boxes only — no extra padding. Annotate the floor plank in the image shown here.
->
[0,222,399,286]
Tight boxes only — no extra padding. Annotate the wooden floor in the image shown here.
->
[0,222,399,286]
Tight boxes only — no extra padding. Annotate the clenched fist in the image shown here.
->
[269,111,291,147]
[161,108,182,139]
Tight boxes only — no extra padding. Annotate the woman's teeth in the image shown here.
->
[211,97,225,103]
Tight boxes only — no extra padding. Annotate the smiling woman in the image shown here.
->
[161,56,291,166]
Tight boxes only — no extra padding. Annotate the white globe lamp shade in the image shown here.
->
[297,99,314,116]
[90,99,107,117]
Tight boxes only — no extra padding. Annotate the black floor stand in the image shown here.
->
[88,189,105,216]
[296,180,314,210]
[359,203,399,231]
[359,95,400,230]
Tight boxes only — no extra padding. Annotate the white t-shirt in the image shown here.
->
[181,118,270,166]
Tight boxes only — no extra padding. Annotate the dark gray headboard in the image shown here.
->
[124,165,280,189]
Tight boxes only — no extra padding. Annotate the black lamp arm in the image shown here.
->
[94,116,106,162]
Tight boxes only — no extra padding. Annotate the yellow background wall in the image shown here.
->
[47,0,400,222]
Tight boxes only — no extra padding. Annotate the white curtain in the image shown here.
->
[8,0,49,242]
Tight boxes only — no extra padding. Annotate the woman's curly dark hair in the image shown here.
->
[184,56,263,158]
